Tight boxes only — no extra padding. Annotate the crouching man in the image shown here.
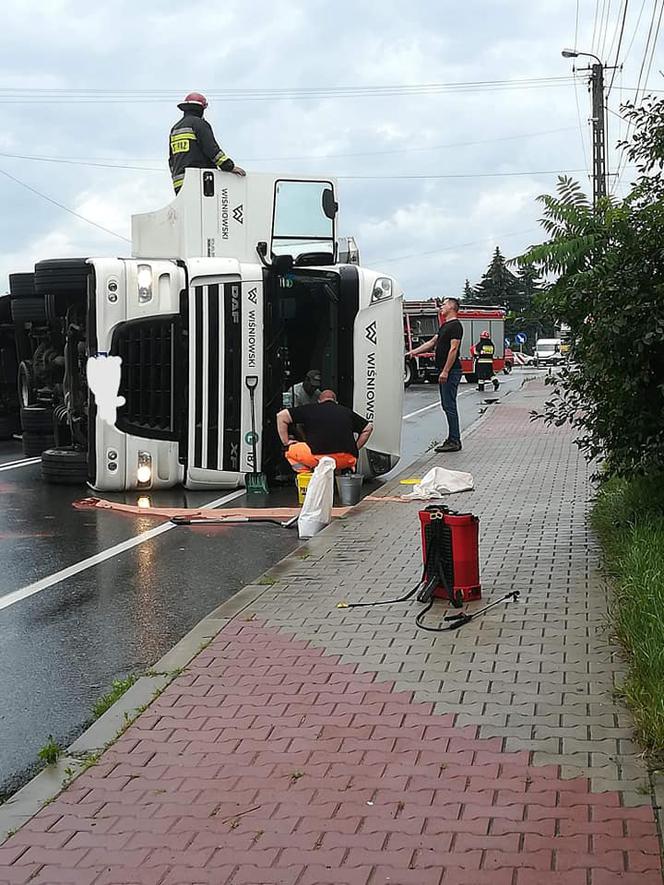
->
[276,389,373,473]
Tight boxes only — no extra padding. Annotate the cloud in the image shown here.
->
[0,0,652,297]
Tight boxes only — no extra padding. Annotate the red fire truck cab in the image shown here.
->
[404,300,507,386]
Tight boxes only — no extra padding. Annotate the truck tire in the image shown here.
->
[17,362,35,408]
[20,405,53,434]
[11,297,47,326]
[34,258,89,297]
[0,413,19,440]
[8,273,35,298]
[0,295,11,324]
[503,363,512,375]
[41,446,88,485]
[404,361,413,388]
[22,432,55,457]
[464,372,477,384]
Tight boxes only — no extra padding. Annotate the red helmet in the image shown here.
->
[178,92,208,110]
[480,330,490,339]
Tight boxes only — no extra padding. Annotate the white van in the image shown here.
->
[534,338,563,366]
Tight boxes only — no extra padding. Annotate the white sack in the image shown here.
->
[401,466,474,500]
[298,456,335,539]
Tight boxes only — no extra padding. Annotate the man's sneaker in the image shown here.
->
[493,378,500,391]
[435,440,462,453]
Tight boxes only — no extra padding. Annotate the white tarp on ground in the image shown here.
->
[401,466,474,500]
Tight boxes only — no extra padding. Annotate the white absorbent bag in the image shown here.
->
[298,456,335,539]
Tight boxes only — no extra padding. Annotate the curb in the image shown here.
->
[0,373,540,843]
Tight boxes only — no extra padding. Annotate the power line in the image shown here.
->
[600,0,614,59]
[0,166,130,243]
[575,0,581,47]
[607,0,630,94]
[368,228,540,265]
[0,77,578,104]
[573,76,591,175]
[0,127,579,170]
[613,0,663,190]
[622,0,650,62]
[592,0,602,50]
[337,169,592,181]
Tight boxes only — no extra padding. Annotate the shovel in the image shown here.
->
[245,375,269,495]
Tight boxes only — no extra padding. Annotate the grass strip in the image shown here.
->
[592,474,664,751]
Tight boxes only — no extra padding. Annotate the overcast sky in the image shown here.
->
[0,0,661,299]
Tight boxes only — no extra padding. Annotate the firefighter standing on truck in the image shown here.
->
[169,92,246,194]
[474,330,500,392]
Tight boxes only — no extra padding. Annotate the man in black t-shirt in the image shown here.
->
[406,297,464,452]
[276,390,374,472]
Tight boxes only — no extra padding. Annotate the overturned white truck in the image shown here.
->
[7,171,404,489]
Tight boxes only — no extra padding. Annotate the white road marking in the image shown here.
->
[402,402,439,421]
[0,488,246,613]
[0,457,41,472]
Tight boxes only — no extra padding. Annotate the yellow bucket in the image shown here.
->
[296,471,313,505]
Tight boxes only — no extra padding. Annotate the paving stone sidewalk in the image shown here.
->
[0,380,661,884]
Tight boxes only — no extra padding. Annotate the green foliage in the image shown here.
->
[592,475,664,751]
[92,674,139,720]
[37,735,62,766]
[472,247,521,309]
[518,98,664,476]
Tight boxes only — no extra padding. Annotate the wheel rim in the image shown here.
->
[19,367,31,408]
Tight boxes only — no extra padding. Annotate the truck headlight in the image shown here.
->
[137,451,152,486]
[371,277,392,303]
[137,265,153,303]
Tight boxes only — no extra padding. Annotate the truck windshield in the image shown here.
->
[272,180,336,261]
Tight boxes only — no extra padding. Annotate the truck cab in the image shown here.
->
[8,170,404,490]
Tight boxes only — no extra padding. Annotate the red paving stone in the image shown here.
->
[0,620,660,885]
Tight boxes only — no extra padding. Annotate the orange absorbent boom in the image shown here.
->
[73,496,353,522]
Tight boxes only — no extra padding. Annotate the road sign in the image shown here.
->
[504,338,511,347]
[515,332,527,344]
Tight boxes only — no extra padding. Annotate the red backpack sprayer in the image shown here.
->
[339,504,519,631]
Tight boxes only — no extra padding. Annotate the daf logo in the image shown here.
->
[232,204,244,224]
[365,321,377,345]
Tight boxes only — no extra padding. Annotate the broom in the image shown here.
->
[244,375,269,495]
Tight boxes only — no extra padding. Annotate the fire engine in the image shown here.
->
[403,300,510,386]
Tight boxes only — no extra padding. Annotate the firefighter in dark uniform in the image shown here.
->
[169,92,246,194]
[474,330,500,392]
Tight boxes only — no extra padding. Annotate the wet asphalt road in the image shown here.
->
[0,372,525,799]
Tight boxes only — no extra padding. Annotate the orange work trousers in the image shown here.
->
[285,442,357,473]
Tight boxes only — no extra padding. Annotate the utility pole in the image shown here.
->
[590,62,607,203]
[562,49,613,206]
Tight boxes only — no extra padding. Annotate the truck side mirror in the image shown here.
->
[322,187,338,219]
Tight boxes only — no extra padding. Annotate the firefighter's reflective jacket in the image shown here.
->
[169,113,235,193]
[475,340,495,363]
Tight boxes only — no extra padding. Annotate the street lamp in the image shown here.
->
[561,48,602,64]
[562,48,607,203]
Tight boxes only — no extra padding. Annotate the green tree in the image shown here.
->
[461,278,474,301]
[473,247,520,308]
[517,96,664,476]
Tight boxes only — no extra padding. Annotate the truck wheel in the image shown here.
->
[8,273,35,298]
[10,297,47,326]
[22,432,55,457]
[0,413,19,440]
[404,361,413,388]
[34,259,89,297]
[17,362,35,408]
[503,363,512,375]
[41,446,88,485]
[20,405,53,434]
[465,372,477,384]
